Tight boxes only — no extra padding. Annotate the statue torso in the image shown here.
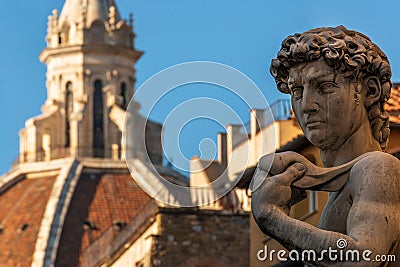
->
[316,162,400,266]
[317,186,353,233]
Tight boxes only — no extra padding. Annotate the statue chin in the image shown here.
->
[304,131,330,149]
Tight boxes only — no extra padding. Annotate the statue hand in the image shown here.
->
[252,163,307,220]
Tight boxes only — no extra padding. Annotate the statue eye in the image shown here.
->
[291,87,303,100]
[318,81,338,94]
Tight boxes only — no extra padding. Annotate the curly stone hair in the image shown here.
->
[270,25,392,151]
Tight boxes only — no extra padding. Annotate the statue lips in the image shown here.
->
[305,119,324,129]
[257,151,373,192]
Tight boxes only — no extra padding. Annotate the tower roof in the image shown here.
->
[59,0,121,27]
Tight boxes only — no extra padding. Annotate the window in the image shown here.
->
[93,80,104,157]
[309,191,318,212]
[304,154,318,213]
[65,82,73,147]
[120,82,128,109]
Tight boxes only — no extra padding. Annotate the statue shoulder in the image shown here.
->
[349,151,400,196]
[353,151,400,171]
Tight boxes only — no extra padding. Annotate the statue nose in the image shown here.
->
[302,89,319,114]
[303,103,319,115]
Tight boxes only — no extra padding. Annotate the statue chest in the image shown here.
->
[317,188,353,234]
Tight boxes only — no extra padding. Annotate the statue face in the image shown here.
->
[288,58,364,150]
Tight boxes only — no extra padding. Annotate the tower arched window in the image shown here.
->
[120,82,128,109]
[93,79,104,157]
[65,82,73,147]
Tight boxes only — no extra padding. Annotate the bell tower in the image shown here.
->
[19,0,142,162]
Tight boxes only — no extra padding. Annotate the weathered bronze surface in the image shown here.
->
[252,26,400,266]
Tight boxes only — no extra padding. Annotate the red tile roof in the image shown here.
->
[387,83,400,123]
[0,176,56,267]
[55,172,155,267]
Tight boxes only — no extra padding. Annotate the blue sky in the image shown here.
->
[1,0,400,175]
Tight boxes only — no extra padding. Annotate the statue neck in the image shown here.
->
[320,118,381,167]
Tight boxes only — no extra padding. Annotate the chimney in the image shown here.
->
[217,132,227,166]
[250,109,265,139]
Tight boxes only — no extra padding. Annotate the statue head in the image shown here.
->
[270,25,392,151]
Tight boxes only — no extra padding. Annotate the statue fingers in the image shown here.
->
[289,187,308,206]
[272,163,306,186]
